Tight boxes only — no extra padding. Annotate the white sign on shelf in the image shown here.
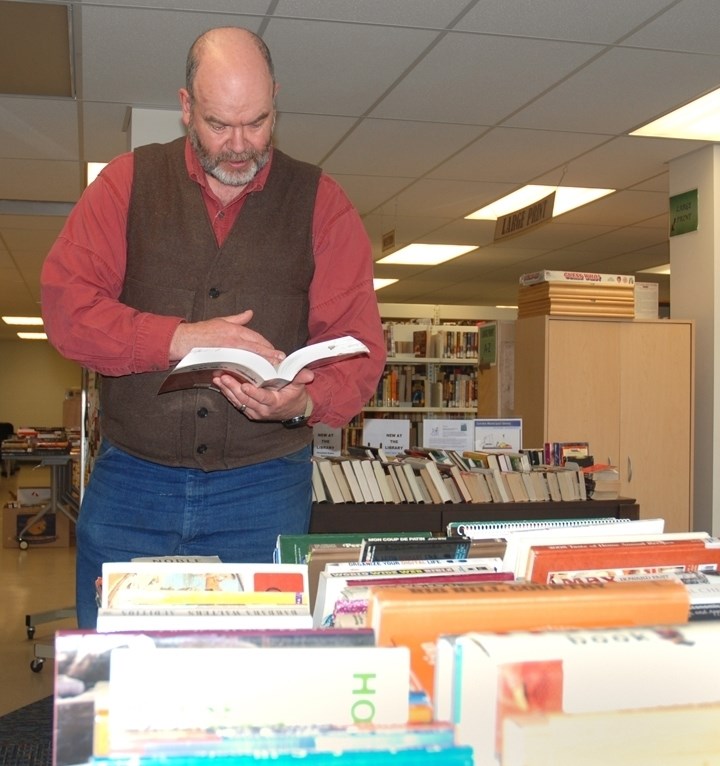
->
[474,419,523,452]
[312,426,342,457]
[362,418,410,458]
[422,419,474,452]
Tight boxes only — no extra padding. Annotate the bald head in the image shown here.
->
[179,26,278,194]
[186,27,275,98]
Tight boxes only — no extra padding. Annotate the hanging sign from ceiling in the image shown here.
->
[669,189,698,237]
[494,191,555,242]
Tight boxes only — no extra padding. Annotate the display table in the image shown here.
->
[2,452,78,549]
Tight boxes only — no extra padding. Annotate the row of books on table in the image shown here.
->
[311,449,616,505]
[55,515,720,765]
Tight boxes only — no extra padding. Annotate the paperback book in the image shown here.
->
[158,335,369,392]
[443,622,720,766]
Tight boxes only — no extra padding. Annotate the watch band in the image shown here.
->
[281,395,314,429]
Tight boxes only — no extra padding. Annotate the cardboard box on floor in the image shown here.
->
[16,486,51,506]
[3,504,71,548]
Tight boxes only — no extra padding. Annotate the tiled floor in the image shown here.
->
[0,465,77,716]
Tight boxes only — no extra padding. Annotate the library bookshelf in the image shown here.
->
[308,498,639,534]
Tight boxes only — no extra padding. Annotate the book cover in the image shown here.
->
[100,562,309,610]
[158,335,369,393]
[313,560,503,629]
[366,579,690,702]
[53,631,412,765]
[500,518,669,577]
[526,536,720,584]
[447,622,720,766]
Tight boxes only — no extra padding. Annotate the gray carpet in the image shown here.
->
[0,696,52,766]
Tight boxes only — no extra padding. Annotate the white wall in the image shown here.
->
[0,341,82,428]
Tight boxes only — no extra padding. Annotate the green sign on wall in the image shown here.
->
[669,189,698,237]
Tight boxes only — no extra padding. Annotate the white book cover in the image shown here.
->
[107,644,411,752]
[448,623,720,766]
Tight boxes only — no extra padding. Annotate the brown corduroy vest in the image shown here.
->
[100,139,321,470]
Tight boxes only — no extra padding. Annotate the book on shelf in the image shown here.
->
[53,630,416,766]
[311,460,327,503]
[316,459,347,504]
[331,462,355,503]
[158,335,369,393]
[367,578,690,705]
[525,535,720,585]
[440,622,720,766]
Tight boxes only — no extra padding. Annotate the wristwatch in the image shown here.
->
[282,396,314,429]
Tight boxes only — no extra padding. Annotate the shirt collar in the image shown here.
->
[184,138,273,196]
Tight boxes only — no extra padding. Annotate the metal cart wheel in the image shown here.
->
[30,658,44,673]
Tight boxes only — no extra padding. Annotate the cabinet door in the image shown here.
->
[545,319,622,468]
[620,322,693,532]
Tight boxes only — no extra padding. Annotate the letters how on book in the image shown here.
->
[441,622,720,766]
[158,335,369,393]
[366,579,690,703]
[107,645,411,747]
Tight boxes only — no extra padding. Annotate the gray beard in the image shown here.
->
[188,127,271,187]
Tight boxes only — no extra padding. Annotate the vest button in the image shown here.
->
[197,407,209,418]
[196,444,208,454]
[209,287,220,298]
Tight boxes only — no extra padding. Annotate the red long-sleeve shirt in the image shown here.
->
[41,141,386,427]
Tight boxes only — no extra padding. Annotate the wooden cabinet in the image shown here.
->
[515,316,694,532]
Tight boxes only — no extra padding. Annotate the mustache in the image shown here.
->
[216,149,262,164]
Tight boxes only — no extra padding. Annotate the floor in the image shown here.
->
[0,465,77,716]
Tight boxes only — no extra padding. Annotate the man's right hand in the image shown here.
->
[168,309,285,364]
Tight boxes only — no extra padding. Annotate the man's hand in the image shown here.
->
[169,309,284,364]
[214,368,315,422]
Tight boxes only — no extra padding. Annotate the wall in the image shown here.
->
[0,341,82,428]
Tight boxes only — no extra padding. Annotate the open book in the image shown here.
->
[158,335,369,393]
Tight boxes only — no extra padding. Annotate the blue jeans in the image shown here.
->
[75,441,313,628]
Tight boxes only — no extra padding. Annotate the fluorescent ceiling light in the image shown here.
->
[17,332,47,340]
[376,243,477,266]
[87,162,107,186]
[495,305,518,310]
[630,87,720,141]
[639,264,671,275]
[465,185,614,220]
[373,278,399,290]
[2,316,44,326]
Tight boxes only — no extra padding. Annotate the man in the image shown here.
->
[41,27,386,628]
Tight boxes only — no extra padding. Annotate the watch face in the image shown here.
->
[282,415,308,429]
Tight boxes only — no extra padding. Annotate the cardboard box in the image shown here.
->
[16,486,51,506]
[3,505,71,548]
[63,388,82,430]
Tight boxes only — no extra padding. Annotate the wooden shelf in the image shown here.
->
[309,498,639,534]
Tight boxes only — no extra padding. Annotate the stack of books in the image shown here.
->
[517,270,636,319]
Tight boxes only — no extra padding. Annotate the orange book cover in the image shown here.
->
[526,538,720,584]
[366,579,690,703]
